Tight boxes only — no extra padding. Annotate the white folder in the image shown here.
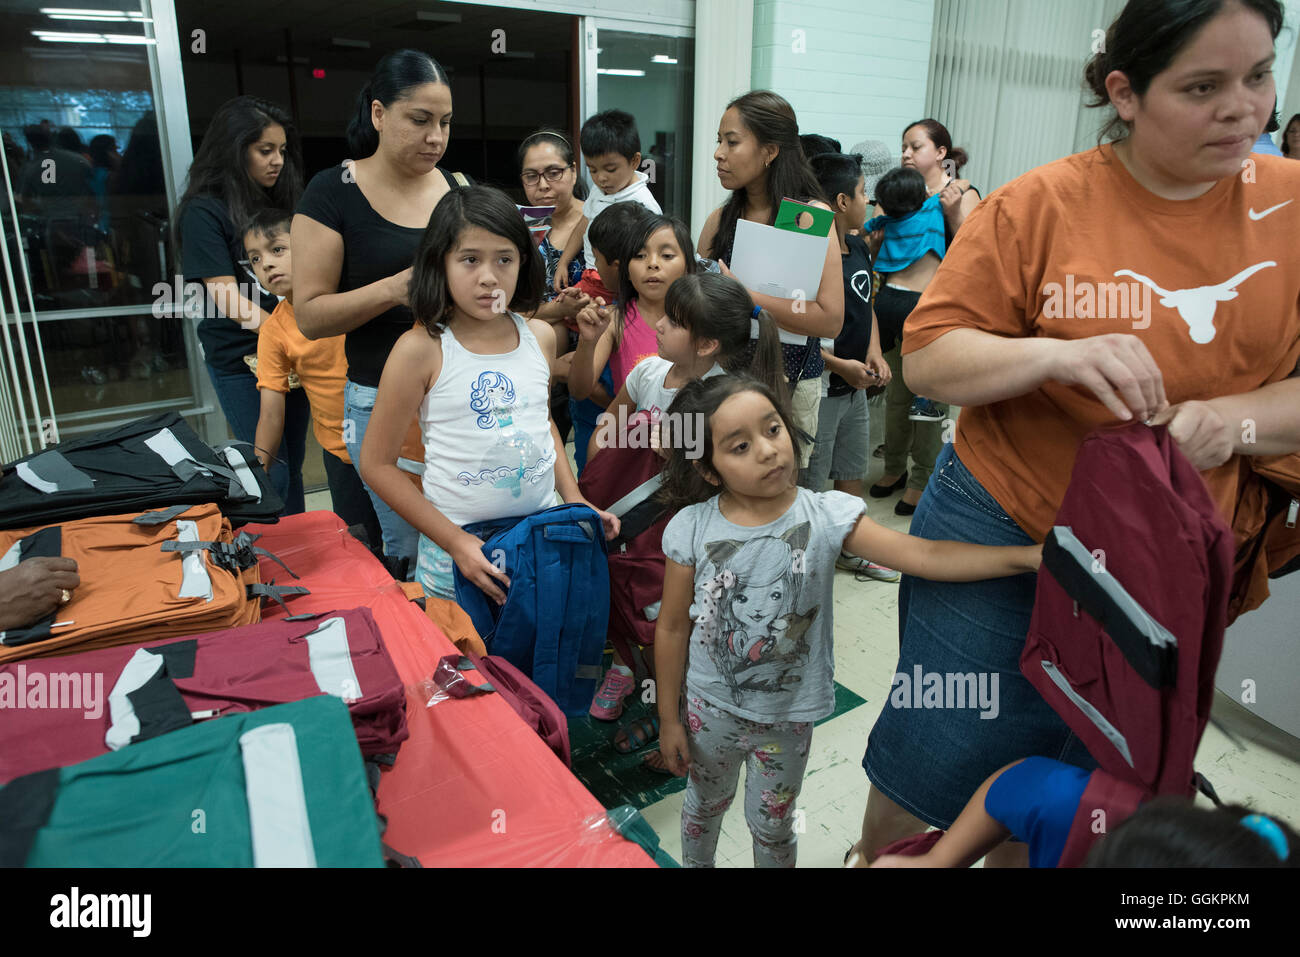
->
[730,218,829,345]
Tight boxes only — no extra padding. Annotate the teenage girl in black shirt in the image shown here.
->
[176,95,309,513]
[696,90,844,474]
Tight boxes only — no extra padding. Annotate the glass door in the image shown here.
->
[0,0,206,458]
[588,21,694,221]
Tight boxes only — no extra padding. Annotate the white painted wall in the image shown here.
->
[1276,0,1300,144]
[749,0,934,164]
[691,0,753,237]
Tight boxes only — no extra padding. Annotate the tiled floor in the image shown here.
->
[308,396,1300,867]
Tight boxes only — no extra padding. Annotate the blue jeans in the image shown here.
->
[343,380,420,564]
[322,448,382,548]
[204,363,308,515]
[862,442,1094,829]
[570,364,614,476]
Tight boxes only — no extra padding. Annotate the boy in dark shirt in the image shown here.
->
[803,153,896,581]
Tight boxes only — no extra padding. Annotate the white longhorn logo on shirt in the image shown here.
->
[1113,262,1277,344]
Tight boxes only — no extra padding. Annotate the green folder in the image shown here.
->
[774,197,835,238]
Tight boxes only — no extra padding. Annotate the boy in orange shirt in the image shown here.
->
[244,209,382,546]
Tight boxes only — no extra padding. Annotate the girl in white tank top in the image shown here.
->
[356,186,619,602]
[419,310,556,526]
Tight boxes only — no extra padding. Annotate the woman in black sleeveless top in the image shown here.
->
[292,50,470,570]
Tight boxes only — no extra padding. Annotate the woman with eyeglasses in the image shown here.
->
[518,130,589,316]
[517,129,610,471]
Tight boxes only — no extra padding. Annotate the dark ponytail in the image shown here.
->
[749,310,787,408]
[1086,798,1298,868]
[708,90,824,263]
[663,272,788,407]
[347,49,450,158]
[1083,0,1284,144]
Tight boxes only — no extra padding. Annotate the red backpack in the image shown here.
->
[873,425,1235,866]
[578,440,671,677]
[432,653,571,767]
[1020,423,1235,865]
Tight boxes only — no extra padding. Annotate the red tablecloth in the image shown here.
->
[249,511,655,867]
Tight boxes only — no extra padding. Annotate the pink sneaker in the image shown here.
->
[589,668,635,721]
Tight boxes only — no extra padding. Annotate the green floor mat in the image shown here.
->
[568,679,867,812]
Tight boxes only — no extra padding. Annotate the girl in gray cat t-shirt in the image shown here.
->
[655,375,1040,868]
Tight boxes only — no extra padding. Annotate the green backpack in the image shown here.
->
[1,695,383,867]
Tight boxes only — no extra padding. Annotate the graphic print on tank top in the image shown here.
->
[693,521,819,707]
[458,370,555,495]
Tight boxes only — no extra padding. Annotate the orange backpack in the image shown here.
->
[0,503,272,663]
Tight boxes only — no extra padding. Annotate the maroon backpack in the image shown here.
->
[432,652,571,767]
[0,607,408,784]
[1020,423,1235,865]
[872,425,1234,866]
[578,440,671,675]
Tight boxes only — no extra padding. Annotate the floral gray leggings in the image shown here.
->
[681,694,814,868]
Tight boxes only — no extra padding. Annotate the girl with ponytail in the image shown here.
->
[587,272,786,464]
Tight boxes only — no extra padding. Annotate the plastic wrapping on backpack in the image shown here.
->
[243,511,658,868]
[418,654,494,707]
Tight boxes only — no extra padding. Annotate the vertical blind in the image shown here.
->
[924,0,1128,195]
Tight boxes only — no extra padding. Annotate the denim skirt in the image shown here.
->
[862,441,1095,829]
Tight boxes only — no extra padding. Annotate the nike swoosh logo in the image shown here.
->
[1249,200,1293,221]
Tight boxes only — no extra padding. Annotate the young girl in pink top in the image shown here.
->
[568,214,695,401]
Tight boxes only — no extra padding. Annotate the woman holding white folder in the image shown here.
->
[698,90,845,470]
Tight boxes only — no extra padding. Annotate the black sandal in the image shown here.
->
[612,715,660,754]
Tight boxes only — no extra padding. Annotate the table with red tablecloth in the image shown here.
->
[248,510,655,868]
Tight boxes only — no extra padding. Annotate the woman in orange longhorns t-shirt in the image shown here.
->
[856,0,1300,866]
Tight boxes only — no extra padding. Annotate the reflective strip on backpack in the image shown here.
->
[304,616,363,701]
[175,520,214,601]
[219,445,262,501]
[145,427,209,475]
[15,462,57,494]
[240,723,318,867]
[1050,526,1176,651]
[0,540,20,573]
[105,647,166,751]
[1040,660,1134,768]
[13,450,95,494]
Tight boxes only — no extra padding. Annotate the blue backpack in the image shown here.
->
[454,504,610,716]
